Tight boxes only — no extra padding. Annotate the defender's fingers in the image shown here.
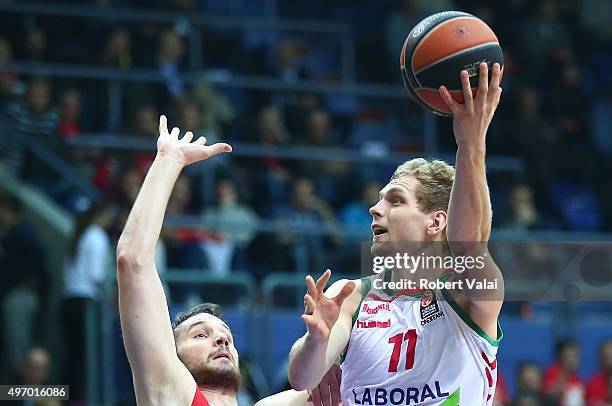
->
[333,281,356,305]
[475,62,488,104]
[170,126,180,140]
[193,136,207,145]
[310,385,323,406]
[320,382,332,406]
[316,269,332,294]
[159,115,168,135]
[304,294,316,315]
[204,143,232,157]
[306,275,318,300]
[460,70,474,111]
[438,86,460,115]
[182,131,194,144]
[301,313,317,329]
[329,366,342,405]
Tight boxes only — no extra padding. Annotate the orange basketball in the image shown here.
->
[400,11,504,116]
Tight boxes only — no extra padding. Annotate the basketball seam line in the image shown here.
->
[411,15,481,71]
[413,41,500,76]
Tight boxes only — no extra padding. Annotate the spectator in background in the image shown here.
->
[202,179,259,275]
[513,362,544,405]
[130,104,160,172]
[277,177,341,274]
[384,0,456,73]
[500,183,544,230]
[513,86,565,227]
[340,180,381,244]
[101,28,132,69]
[23,27,48,62]
[545,63,591,149]
[586,339,612,406]
[191,83,235,139]
[0,194,48,383]
[5,77,58,138]
[17,347,52,385]
[295,108,349,203]
[61,201,112,404]
[164,175,207,270]
[0,37,20,109]
[271,39,309,83]
[14,347,60,406]
[542,338,585,405]
[57,88,82,139]
[132,104,159,138]
[248,105,291,213]
[157,29,186,99]
[520,0,571,79]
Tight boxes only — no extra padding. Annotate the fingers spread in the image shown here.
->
[194,136,207,145]
[317,377,332,406]
[316,269,332,294]
[205,143,232,157]
[301,313,317,329]
[438,86,459,115]
[475,62,488,105]
[159,115,168,135]
[333,281,356,305]
[329,365,342,405]
[460,70,474,112]
[306,275,318,300]
[310,386,323,406]
[304,294,316,315]
[170,126,180,140]
[182,131,194,144]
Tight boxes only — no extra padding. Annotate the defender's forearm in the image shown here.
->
[288,333,329,391]
[447,145,491,242]
[117,155,183,266]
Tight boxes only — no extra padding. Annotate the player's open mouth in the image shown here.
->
[372,225,388,237]
[213,352,232,361]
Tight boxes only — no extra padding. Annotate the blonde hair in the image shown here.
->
[391,158,455,213]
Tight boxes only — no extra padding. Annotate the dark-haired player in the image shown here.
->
[117,116,339,405]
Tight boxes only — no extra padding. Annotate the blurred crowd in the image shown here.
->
[0,0,611,278]
[0,0,612,403]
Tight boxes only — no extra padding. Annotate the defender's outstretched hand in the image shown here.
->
[308,362,342,406]
[302,270,355,341]
[157,115,232,166]
[438,62,502,148]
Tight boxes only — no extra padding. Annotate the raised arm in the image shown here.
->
[439,63,504,339]
[116,115,231,404]
[288,270,358,391]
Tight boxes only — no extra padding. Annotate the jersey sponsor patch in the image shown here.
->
[356,318,392,329]
[362,302,391,315]
[420,290,444,326]
[350,381,450,405]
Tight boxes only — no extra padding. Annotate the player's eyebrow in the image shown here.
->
[380,185,408,198]
[188,320,233,338]
[187,321,208,332]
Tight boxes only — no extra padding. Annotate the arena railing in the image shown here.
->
[0,1,356,80]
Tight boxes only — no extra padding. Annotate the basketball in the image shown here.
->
[400,11,504,116]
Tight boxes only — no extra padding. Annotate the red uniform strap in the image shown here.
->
[192,386,210,406]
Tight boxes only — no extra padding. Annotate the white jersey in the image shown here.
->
[340,272,502,405]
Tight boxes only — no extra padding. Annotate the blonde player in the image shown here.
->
[117,116,341,406]
[288,63,504,405]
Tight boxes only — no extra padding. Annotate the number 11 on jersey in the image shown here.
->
[387,329,417,372]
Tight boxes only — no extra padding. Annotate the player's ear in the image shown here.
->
[427,210,447,236]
